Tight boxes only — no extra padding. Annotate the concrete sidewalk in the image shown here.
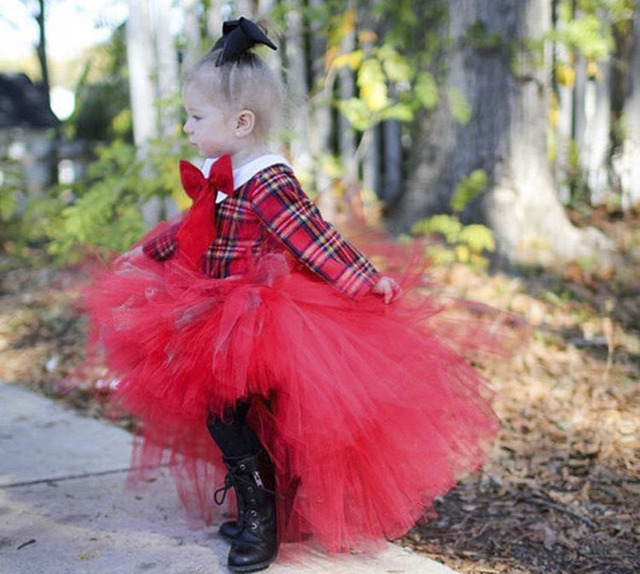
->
[0,381,458,574]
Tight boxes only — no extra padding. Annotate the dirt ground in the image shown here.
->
[1,213,638,574]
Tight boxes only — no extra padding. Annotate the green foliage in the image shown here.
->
[336,98,372,132]
[551,0,635,64]
[458,224,496,253]
[412,214,463,244]
[410,169,494,268]
[22,133,190,264]
[547,0,636,207]
[553,12,613,61]
[12,10,189,265]
[334,40,472,131]
[414,72,439,110]
[333,43,423,130]
[0,161,29,254]
[451,169,489,213]
[411,214,495,268]
[326,1,454,133]
[68,25,131,142]
[0,187,18,222]
[0,162,23,222]
[25,141,144,262]
[359,56,391,112]
[604,0,637,34]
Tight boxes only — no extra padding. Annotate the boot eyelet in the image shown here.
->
[250,522,258,530]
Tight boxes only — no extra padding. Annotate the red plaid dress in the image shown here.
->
[142,163,381,298]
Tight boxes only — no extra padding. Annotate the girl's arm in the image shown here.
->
[115,244,144,264]
[140,220,184,262]
[250,166,398,301]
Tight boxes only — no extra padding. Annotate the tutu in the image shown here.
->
[84,242,504,552]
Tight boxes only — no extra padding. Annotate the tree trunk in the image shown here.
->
[35,0,51,105]
[338,4,358,209]
[127,0,176,226]
[284,2,312,173]
[127,0,157,146]
[181,0,203,65]
[551,0,612,207]
[363,125,381,206]
[614,6,640,210]
[392,0,611,266]
[206,1,226,43]
[156,0,180,137]
[310,0,336,220]
[551,0,571,204]
[570,42,612,207]
[380,117,403,204]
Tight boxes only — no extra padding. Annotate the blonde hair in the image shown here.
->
[184,48,284,143]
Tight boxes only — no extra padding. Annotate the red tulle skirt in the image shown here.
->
[84,247,504,552]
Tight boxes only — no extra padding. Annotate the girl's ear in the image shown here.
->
[234,110,256,138]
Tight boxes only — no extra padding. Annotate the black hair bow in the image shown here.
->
[213,17,277,65]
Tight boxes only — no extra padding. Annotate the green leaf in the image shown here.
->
[458,224,495,253]
[411,214,462,244]
[414,72,439,110]
[559,14,612,61]
[447,88,472,125]
[337,98,374,131]
[451,169,489,213]
[380,104,415,122]
[358,58,390,112]
[332,50,364,71]
[377,45,413,83]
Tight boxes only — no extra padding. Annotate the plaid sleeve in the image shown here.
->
[250,166,381,299]
[142,221,182,262]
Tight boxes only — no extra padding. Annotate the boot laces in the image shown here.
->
[214,472,235,505]
[213,465,280,507]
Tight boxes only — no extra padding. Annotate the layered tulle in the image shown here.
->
[84,247,504,552]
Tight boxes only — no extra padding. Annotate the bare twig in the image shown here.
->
[520,496,596,528]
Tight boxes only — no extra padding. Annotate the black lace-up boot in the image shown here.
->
[215,449,278,572]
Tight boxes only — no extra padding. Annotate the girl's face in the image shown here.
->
[182,83,239,158]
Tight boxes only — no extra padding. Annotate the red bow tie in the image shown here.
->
[176,155,234,268]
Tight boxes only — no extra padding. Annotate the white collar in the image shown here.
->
[201,154,290,203]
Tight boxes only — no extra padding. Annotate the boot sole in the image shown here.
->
[227,552,278,573]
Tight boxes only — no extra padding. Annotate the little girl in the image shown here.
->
[86,17,501,574]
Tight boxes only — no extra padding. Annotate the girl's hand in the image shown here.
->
[372,276,401,304]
